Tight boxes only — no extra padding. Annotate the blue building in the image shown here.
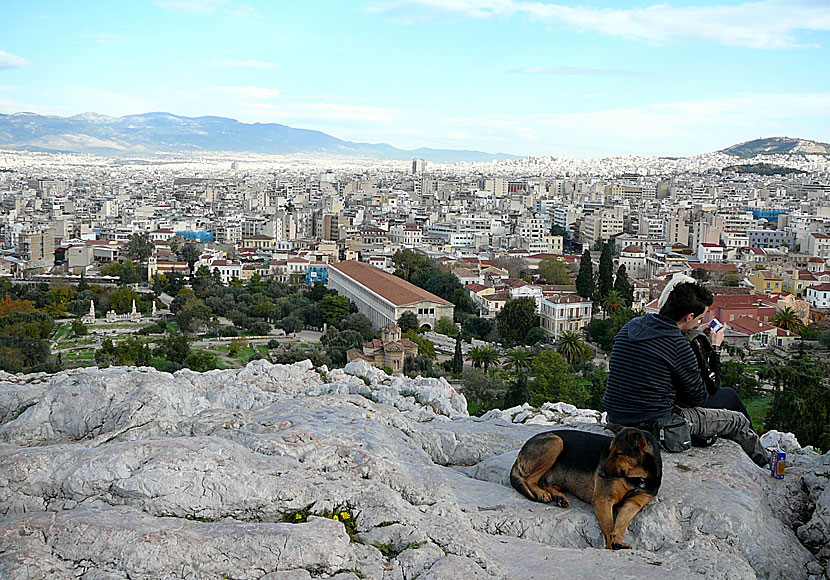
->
[177,230,214,242]
[306,264,328,284]
[746,208,787,222]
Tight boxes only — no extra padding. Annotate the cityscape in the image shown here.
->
[2,1,830,578]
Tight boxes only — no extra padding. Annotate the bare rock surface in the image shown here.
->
[0,360,827,579]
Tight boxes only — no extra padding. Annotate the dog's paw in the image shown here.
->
[534,490,552,503]
[611,542,631,550]
[552,496,569,508]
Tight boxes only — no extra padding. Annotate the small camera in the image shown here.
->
[709,318,724,332]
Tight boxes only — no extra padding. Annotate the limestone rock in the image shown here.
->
[0,362,826,580]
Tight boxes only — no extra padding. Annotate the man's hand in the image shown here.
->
[710,326,725,346]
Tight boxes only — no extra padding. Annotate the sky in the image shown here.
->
[1,0,830,158]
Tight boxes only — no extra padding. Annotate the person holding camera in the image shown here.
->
[603,276,769,466]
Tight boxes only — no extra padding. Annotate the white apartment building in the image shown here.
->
[389,223,423,247]
[806,284,830,309]
[583,210,624,245]
[698,243,725,262]
[807,233,830,259]
[538,293,593,340]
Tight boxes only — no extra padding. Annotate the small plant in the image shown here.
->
[184,514,214,523]
[361,376,371,386]
[372,540,422,558]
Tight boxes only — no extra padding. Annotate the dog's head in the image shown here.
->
[598,425,662,494]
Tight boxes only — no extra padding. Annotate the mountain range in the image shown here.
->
[0,111,828,161]
[0,112,518,163]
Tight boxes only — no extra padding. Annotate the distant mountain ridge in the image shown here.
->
[721,137,830,158]
[0,111,519,162]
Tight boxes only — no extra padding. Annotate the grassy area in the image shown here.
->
[746,395,772,433]
[53,323,72,342]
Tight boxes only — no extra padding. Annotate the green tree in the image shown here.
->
[496,297,537,346]
[319,294,351,326]
[78,272,89,292]
[451,335,463,376]
[691,268,710,282]
[722,271,741,287]
[602,290,625,317]
[109,287,140,314]
[613,265,634,307]
[181,243,200,275]
[125,232,154,262]
[721,361,759,400]
[101,260,140,285]
[435,316,459,337]
[392,249,433,282]
[157,333,191,364]
[594,243,614,302]
[278,315,304,335]
[538,259,570,285]
[478,345,500,372]
[771,307,805,334]
[529,349,585,408]
[761,358,830,450]
[575,248,594,299]
[403,330,436,358]
[467,346,484,369]
[183,350,218,372]
[504,347,532,377]
[71,319,87,337]
[397,311,420,334]
[341,312,375,341]
[556,330,592,366]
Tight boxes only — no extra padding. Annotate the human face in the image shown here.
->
[678,306,708,332]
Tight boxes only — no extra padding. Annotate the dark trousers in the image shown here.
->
[701,387,750,420]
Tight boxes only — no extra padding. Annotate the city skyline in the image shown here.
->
[1,0,830,157]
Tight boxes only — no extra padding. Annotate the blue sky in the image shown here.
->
[1,0,829,157]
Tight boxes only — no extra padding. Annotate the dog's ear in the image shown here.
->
[604,423,626,435]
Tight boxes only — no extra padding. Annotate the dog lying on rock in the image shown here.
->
[510,425,662,550]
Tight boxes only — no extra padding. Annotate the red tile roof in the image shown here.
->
[330,261,453,307]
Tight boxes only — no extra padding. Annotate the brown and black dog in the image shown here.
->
[510,425,662,550]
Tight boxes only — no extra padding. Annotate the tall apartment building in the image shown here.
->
[18,228,54,270]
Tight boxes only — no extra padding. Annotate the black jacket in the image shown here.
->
[603,313,708,425]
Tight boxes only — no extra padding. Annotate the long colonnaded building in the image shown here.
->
[327,260,454,329]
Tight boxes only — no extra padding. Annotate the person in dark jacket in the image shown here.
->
[603,281,769,467]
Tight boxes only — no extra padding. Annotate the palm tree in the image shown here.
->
[479,346,501,372]
[771,307,805,334]
[467,346,484,369]
[602,290,625,317]
[504,347,532,377]
[556,330,590,366]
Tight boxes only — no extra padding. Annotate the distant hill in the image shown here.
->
[0,111,519,162]
[721,137,830,158]
[722,162,808,176]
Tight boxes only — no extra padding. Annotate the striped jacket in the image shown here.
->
[603,313,708,425]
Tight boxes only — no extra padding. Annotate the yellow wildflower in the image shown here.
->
[294,513,302,520]
[367,413,373,418]
[340,512,351,520]
[333,514,339,520]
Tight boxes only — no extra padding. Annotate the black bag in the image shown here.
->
[654,413,692,453]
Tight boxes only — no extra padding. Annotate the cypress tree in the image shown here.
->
[614,264,634,307]
[452,335,463,377]
[595,243,614,302]
[576,248,594,299]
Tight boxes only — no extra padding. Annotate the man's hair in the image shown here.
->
[659,282,713,322]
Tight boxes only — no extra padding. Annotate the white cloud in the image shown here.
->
[185,86,281,99]
[209,59,277,70]
[0,51,30,70]
[369,0,830,49]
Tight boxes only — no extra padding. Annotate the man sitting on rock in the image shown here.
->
[603,279,770,467]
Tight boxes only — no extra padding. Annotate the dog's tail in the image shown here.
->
[509,461,535,500]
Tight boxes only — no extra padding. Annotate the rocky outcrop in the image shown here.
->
[0,361,827,579]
